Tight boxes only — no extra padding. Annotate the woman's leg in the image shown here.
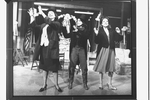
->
[53,72,58,86]
[99,72,103,89]
[107,72,117,90]
[39,70,49,92]
[43,70,49,87]
[78,48,89,90]
[68,48,78,89]
[53,72,63,92]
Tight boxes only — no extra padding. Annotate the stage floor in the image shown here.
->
[13,62,131,96]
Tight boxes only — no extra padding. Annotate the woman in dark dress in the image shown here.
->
[93,13,123,90]
[31,6,62,92]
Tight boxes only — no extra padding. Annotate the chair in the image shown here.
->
[31,60,39,70]
[16,49,29,66]
[30,47,39,70]
[59,53,65,70]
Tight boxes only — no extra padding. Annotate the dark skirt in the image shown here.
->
[93,47,116,73]
[39,46,61,72]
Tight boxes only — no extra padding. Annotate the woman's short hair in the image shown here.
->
[45,7,58,21]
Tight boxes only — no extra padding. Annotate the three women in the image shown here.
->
[28,6,125,92]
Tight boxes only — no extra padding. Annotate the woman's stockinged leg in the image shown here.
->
[39,70,49,92]
[108,72,113,85]
[107,72,117,90]
[99,72,103,89]
[43,70,49,87]
[53,72,63,92]
[53,72,58,86]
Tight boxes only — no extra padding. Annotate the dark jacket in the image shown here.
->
[61,21,89,59]
[95,27,123,57]
[33,17,61,61]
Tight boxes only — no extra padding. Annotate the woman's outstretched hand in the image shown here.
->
[115,27,121,34]
[121,26,128,32]
[27,8,39,24]
[27,8,33,17]
[38,5,46,18]
[38,6,42,15]
[116,26,128,35]
[95,12,101,21]
[94,27,99,35]
[28,8,39,17]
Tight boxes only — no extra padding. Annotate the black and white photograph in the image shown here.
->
[5,0,141,100]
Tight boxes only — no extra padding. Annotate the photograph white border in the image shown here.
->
[137,0,149,100]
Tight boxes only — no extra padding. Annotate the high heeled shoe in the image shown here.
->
[98,83,103,90]
[107,83,117,90]
[39,84,47,92]
[99,85,103,90]
[54,85,63,92]
[99,86,103,90]
[83,83,89,90]
[99,87,103,90]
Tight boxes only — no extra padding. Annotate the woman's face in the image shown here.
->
[102,18,109,27]
[48,11,55,19]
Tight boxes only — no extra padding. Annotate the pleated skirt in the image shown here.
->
[93,47,115,73]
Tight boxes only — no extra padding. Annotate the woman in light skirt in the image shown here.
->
[93,13,124,90]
